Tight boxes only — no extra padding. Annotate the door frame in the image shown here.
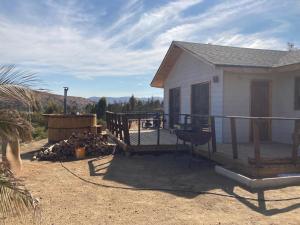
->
[169,87,181,128]
[249,79,272,141]
[190,81,211,116]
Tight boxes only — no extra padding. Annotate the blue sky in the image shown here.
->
[0,0,299,98]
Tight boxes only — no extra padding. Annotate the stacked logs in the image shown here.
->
[34,132,115,161]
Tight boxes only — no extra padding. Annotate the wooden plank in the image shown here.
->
[230,117,238,159]
[210,116,217,153]
[253,119,261,167]
[248,157,300,165]
[107,130,128,151]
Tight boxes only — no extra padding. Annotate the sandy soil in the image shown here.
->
[4,139,300,225]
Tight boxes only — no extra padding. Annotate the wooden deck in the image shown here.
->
[129,129,294,162]
[126,128,300,177]
[129,128,177,145]
[106,112,300,177]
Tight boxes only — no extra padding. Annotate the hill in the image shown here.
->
[36,91,94,111]
[89,96,163,104]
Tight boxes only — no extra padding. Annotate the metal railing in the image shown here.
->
[106,111,300,166]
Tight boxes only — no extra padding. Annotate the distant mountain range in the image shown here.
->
[2,92,163,112]
[88,96,163,104]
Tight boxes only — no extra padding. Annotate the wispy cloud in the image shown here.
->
[0,0,299,80]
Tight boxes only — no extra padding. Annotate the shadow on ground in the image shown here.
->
[88,153,300,216]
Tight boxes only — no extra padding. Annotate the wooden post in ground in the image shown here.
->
[230,117,238,159]
[210,116,217,153]
[253,119,261,167]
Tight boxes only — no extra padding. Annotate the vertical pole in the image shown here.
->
[113,113,117,135]
[123,115,130,145]
[105,112,110,132]
[157,117,160,145]
[211,116,217,153]
[162,113,165,129]
[63,87,68,114]
[138,117,141,145]
[253,119,261,167]
[184,115,188,130]
[292,119,299,164]
[118,115,123,140]
[230,117,238,159]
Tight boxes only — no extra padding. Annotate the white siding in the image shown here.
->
[271,72,300,144]
[163,51,224,142]
[223,71,300,144]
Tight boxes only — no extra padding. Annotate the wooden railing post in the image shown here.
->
[118,115,123,140]
[157,117,160,145]
[122,115,130,145]
[292,119,300,164]
[184,115,188,130]
[112,113,117,135]
[253,119,261,167]
[138,117,141,145]
[230,117,238,159]
[210,116,217,153]
[105,112,109,131]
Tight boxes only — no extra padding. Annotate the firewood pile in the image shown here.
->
[33,131,116,161]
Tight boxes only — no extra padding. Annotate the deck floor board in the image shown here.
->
[129,128,295,164]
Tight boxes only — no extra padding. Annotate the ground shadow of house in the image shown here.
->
[88,153,300,216]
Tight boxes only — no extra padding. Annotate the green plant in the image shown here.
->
[0,64,39,221]
[0,162,39,221]
[32,125,47,140]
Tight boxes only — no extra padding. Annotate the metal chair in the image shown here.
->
[175,125,212,167]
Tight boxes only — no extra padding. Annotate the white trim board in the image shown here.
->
[215,165,300,189]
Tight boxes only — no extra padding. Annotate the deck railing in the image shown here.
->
[106,111,300,166]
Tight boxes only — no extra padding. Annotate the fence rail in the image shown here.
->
[106,111,300,166]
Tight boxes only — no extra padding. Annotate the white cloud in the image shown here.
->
[0,0,296,80]
[206,31,287,50]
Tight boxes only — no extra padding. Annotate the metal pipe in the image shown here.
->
[63,87,69,114]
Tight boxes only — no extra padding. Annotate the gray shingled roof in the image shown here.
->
[174,41,300,68]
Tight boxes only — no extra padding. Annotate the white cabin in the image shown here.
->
[151,41,300,144]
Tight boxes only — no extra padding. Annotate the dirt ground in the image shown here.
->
[4,139,300,225]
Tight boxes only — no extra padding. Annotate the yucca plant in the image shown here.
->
[0,65,40,222]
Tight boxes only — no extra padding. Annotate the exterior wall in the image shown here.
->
[163,51,224,142]
[223,70,300,144]
[271,72,300,144]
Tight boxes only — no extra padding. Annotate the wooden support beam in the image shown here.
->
[253,119,261,167]
[230,117,238,159]
[210,116,217,153]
